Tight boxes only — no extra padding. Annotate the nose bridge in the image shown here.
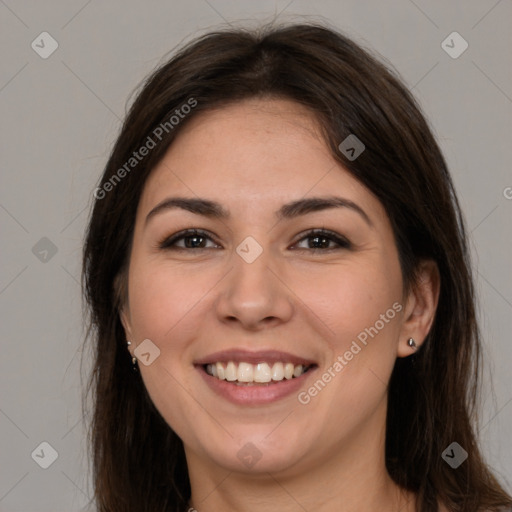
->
[214,239,293,328]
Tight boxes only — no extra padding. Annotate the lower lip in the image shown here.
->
[196,366,316,405]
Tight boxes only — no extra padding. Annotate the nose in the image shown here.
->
[214,246,294,331]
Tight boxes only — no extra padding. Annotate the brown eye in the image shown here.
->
[292,229,351,251]
[159,229,221,250]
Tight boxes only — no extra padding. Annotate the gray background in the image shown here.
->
[1,1,511,510]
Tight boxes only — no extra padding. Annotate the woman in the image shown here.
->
[82,22,512,512]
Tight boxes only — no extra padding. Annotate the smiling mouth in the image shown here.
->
[203,361,315,385]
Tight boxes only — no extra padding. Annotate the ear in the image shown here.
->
[119,305,133,342]
[397,260,440,357]
[114,272,133,344]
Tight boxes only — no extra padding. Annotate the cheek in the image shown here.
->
[296,260,403,351]
[297,259,403,413]
[127,260,215,340]
[126,261,211,436]
[299,260,403,418]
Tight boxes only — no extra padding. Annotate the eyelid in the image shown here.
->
[158,227,351,252]
[157,228,221,250]
[290,228,352,251]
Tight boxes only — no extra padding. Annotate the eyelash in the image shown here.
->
[157,228,352,252]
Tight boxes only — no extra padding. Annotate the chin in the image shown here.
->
[209,445,305,475]
[190,425,314,475]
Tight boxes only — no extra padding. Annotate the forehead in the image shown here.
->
[138,98,379,219]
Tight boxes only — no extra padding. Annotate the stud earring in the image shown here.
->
[126,341,138,370]
[407,338,417,349]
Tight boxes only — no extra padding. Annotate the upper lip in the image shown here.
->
[194,349,317,367]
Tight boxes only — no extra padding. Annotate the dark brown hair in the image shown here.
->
[82,21,512,512]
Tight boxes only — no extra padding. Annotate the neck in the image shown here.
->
[188,460,412,512]
[185,400,416,512]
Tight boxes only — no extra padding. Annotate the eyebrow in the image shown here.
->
[145,195,372,227]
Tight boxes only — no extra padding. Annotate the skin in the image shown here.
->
[121,98,440,512]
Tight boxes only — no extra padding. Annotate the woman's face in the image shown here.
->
[121,98,416,476]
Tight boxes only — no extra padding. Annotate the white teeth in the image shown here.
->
[254,363,272,383]
[206,364,218,377]
[215,362,225,380]
[225,361,237,381]
[205,361,310,383]
[284,363,294,380]
[271,362,284,381]
[237,362,253,382]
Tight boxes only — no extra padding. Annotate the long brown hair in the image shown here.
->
[82,21,512,512]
